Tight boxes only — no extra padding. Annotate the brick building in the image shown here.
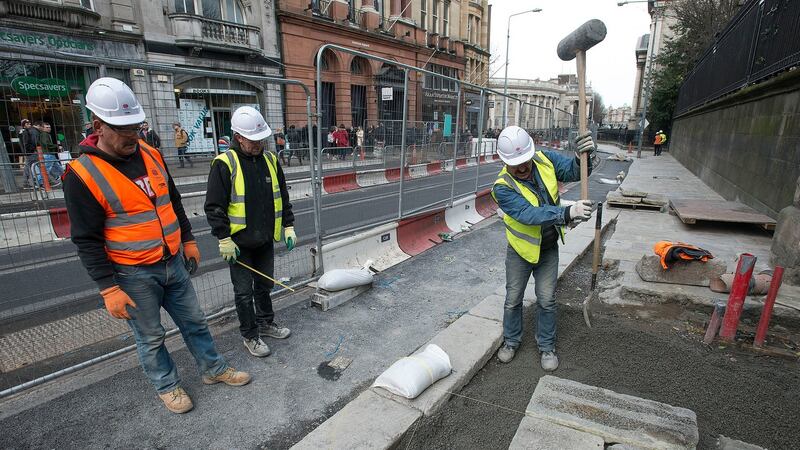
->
[277,0,490,134]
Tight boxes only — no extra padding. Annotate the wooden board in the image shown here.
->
[669,199,776,230]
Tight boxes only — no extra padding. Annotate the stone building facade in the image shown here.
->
[485,76,594,132]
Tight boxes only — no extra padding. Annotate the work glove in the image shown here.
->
[183,240,200,275]
[569,199,595,223]
[100,285,137,320]
[218,237,240,264]
[574,131,595,156]
[284,226,296,252]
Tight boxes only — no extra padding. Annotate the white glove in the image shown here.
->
[575,131,595,155]
[569,199,594,222]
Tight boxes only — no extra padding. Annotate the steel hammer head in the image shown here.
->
[557,19,607,61]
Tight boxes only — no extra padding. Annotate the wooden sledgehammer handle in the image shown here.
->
[576,51,589,201]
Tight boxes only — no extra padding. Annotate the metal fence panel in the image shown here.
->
[0,45,318,393]
[675,0,800,116]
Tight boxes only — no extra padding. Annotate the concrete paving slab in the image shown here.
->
[635,255,727,287]
[468,294,504,322]
[290,389,421,450]
[525,376,699,449]
[509,416,605,450]
[716,435,766,450]
[371,313,503,416]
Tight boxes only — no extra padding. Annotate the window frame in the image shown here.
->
[431,0,439,34]
[420,0,427,31]
[175,0,196,14]
[442,0,449,37]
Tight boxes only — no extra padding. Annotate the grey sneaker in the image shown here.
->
[497,344,516,363]
[541,351,559,371]
[259,322,291,339]
[243,337,271,357]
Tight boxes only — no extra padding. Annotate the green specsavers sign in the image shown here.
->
[11,76,70,98]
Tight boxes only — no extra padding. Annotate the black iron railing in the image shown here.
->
[675,0,800,116]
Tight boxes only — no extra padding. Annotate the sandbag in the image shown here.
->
[317,260,374,292]
[372,344,452,399]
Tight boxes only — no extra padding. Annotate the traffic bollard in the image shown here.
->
[719,253,757,342]
[753,266,784,348]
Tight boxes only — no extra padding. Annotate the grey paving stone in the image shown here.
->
[372,314,503,416]
[468,294,504,322]
[509,416,604,450]
[525,376,699,449]
[635,255,727,287]
[290,389,421,450]
[716,435,766,450]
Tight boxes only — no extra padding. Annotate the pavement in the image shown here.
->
[598,150,800,326]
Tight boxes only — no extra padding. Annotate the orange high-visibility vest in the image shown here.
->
[67,140,181,265]
[654,134,663,145]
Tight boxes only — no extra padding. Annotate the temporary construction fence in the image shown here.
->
[0,43,579,396]
[0,43,319,395]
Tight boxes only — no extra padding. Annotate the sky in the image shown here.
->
[488,0,652,108]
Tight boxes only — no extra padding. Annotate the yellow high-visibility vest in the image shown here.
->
[492,152,564,264]
[212,149,283,241]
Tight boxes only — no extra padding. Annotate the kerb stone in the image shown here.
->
[635,255,727,287]
[371,314,503,416]
[468,294,504,322]
[716,435,766,450]
[509,416,604,450]
[525,376,699,449]
[290,389,420,450]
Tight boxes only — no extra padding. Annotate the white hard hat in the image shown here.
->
[231,106,271,141]
[85,77,145,126]
[497,126,535,166]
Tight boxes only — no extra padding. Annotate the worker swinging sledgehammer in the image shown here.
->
[492,126,596,371]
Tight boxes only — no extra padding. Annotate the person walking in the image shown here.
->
[63,77,250,414]
[19,119,37,188]
[654,130,667,156]
[204,106,296,358]
[492,126,596,371]
[333,124,350,160]
[139,121,162,149]
[173,122,192,168]
[356,126,364,159]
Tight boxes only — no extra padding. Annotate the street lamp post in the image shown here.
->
[619,0,669,158]
[503,8,542,127]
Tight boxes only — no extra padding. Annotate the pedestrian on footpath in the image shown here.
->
[492,126,596,371]
[654,130,667,156]
[139,121,162,149]
[204,106,296,358]
[173,122,193,168]
[63,78,250,414]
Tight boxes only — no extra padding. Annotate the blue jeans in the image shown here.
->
[113,255,228,393]
[503,244,559,352]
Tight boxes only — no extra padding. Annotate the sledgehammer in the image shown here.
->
[557,19,607,200]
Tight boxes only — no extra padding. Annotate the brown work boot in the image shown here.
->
[158,387,193,414]
[202,367,252,387]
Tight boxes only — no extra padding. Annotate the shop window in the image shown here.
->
[175,0,196,14]
[351,85,367,129]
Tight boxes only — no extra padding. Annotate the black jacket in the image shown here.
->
[139,129,161,149]
[63,135,194,290]
[204,141,294,249]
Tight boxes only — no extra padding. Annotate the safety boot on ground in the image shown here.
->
[243,337,271,357]
[259,322,291,339]
[203,367,252,386]
[159,387,193,414]
[541,351,559,372]
[497,344,516,363]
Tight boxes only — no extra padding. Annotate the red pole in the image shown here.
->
[754,266,784,347]
[703,301,725,345]
[719,253,757,342]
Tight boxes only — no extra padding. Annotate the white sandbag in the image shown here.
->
[318,260,374,292]
[372,344,452,399]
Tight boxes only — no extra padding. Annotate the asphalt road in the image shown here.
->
[0,162,503,326]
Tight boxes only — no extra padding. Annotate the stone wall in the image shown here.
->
[670,70,800,218]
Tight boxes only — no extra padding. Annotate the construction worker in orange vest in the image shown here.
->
[63,78,250,414]
[654,129,667,156]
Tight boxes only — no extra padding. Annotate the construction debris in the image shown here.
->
[606,190,668,211]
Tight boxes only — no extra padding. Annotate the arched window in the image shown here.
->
[315,49,338,72]
[350,57,369,76]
